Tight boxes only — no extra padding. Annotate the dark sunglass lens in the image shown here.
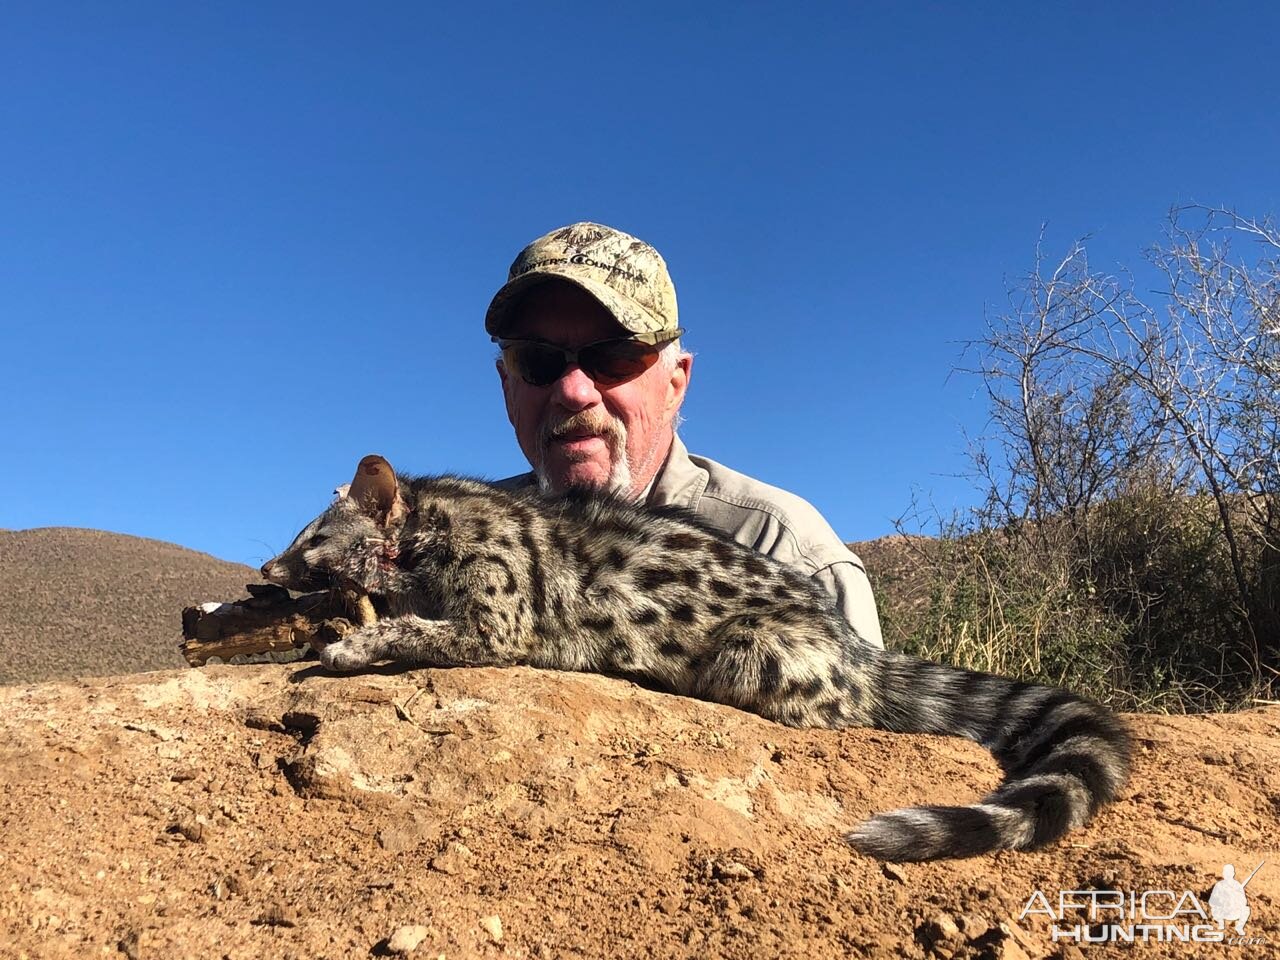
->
[582,341,661,385]
[507,343,567,386]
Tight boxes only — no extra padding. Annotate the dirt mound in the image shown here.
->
[0,528,257,685]
[1,663,1276,958]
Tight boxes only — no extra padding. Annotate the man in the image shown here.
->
[486,222,883,648]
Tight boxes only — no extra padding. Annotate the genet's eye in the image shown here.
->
[305,534,328,548]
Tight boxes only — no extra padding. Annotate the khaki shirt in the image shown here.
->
[494,436,884,648]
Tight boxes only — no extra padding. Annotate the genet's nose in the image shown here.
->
[260,562,274,580]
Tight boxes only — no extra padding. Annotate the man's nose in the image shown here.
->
[549,364,603,410]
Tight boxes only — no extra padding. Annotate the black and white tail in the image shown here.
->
[848,653,1132,861]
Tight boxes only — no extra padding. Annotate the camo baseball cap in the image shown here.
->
[485,222,681,343]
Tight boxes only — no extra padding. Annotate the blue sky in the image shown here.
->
[3,2,1277,567]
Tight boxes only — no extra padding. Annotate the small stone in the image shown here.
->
[479,914,503,943]
[918,912,960,945]
[881,863,907,883]
[956,913,990,939]
[429,841,475,875]
[173,815,210,843]
[254,903,298,927]
[117,931,140,960]
[986,923,1032,960]
[378,826,423,854]
[386,924,430,954]
[429,854,459,876]
[999,920,1038,953]
[713,860,755,881]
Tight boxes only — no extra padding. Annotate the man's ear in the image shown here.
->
[665,353,693,419]
[348,454,408,527]
[497,357,518,428]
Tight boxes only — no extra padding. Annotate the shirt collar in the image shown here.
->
[645,434,708,509]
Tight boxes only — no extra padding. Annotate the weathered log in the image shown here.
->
[179,586,371,666]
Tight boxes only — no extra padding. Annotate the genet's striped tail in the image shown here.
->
[847,654,1131,861]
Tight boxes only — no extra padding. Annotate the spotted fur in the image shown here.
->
[262,456,1131,861]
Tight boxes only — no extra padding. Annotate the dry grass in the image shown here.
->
[852,496,1278,715]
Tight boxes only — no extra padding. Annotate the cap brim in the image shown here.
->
[485,266,669,340]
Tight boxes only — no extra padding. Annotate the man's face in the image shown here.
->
[497,281,691,498]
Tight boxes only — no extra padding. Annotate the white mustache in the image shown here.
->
[540,412,624,445]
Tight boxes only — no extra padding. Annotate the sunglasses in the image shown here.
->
[495,330,684,387]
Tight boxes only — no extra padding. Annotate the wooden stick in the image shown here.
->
[341,588,378,627]
[179,587,375,666]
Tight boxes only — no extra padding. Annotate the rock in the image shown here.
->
[173,814,210,843]
[386,924,430,954]
[428,852,459,875]
[429,841,474,876]
[999,920,1040,955]
[918,911,961,947]
[117,930,141,960]
[712,860,755,881]
[995,941,1031,960]
[970,921,1036,960]
[479,914,503,943]
[377,824,425,853]
[957,913,990,939]
[253,903,298,927]
[881,863,907,883]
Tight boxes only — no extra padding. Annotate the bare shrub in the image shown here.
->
[892,206,1279,712]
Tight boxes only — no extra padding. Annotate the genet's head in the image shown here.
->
[486,223,692,498]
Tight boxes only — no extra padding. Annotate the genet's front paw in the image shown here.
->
[317,626,388,671]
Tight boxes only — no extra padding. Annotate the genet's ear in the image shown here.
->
[348,454,408,527]
[333,483,351,500]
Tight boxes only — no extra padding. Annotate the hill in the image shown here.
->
[0,528,257,685]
